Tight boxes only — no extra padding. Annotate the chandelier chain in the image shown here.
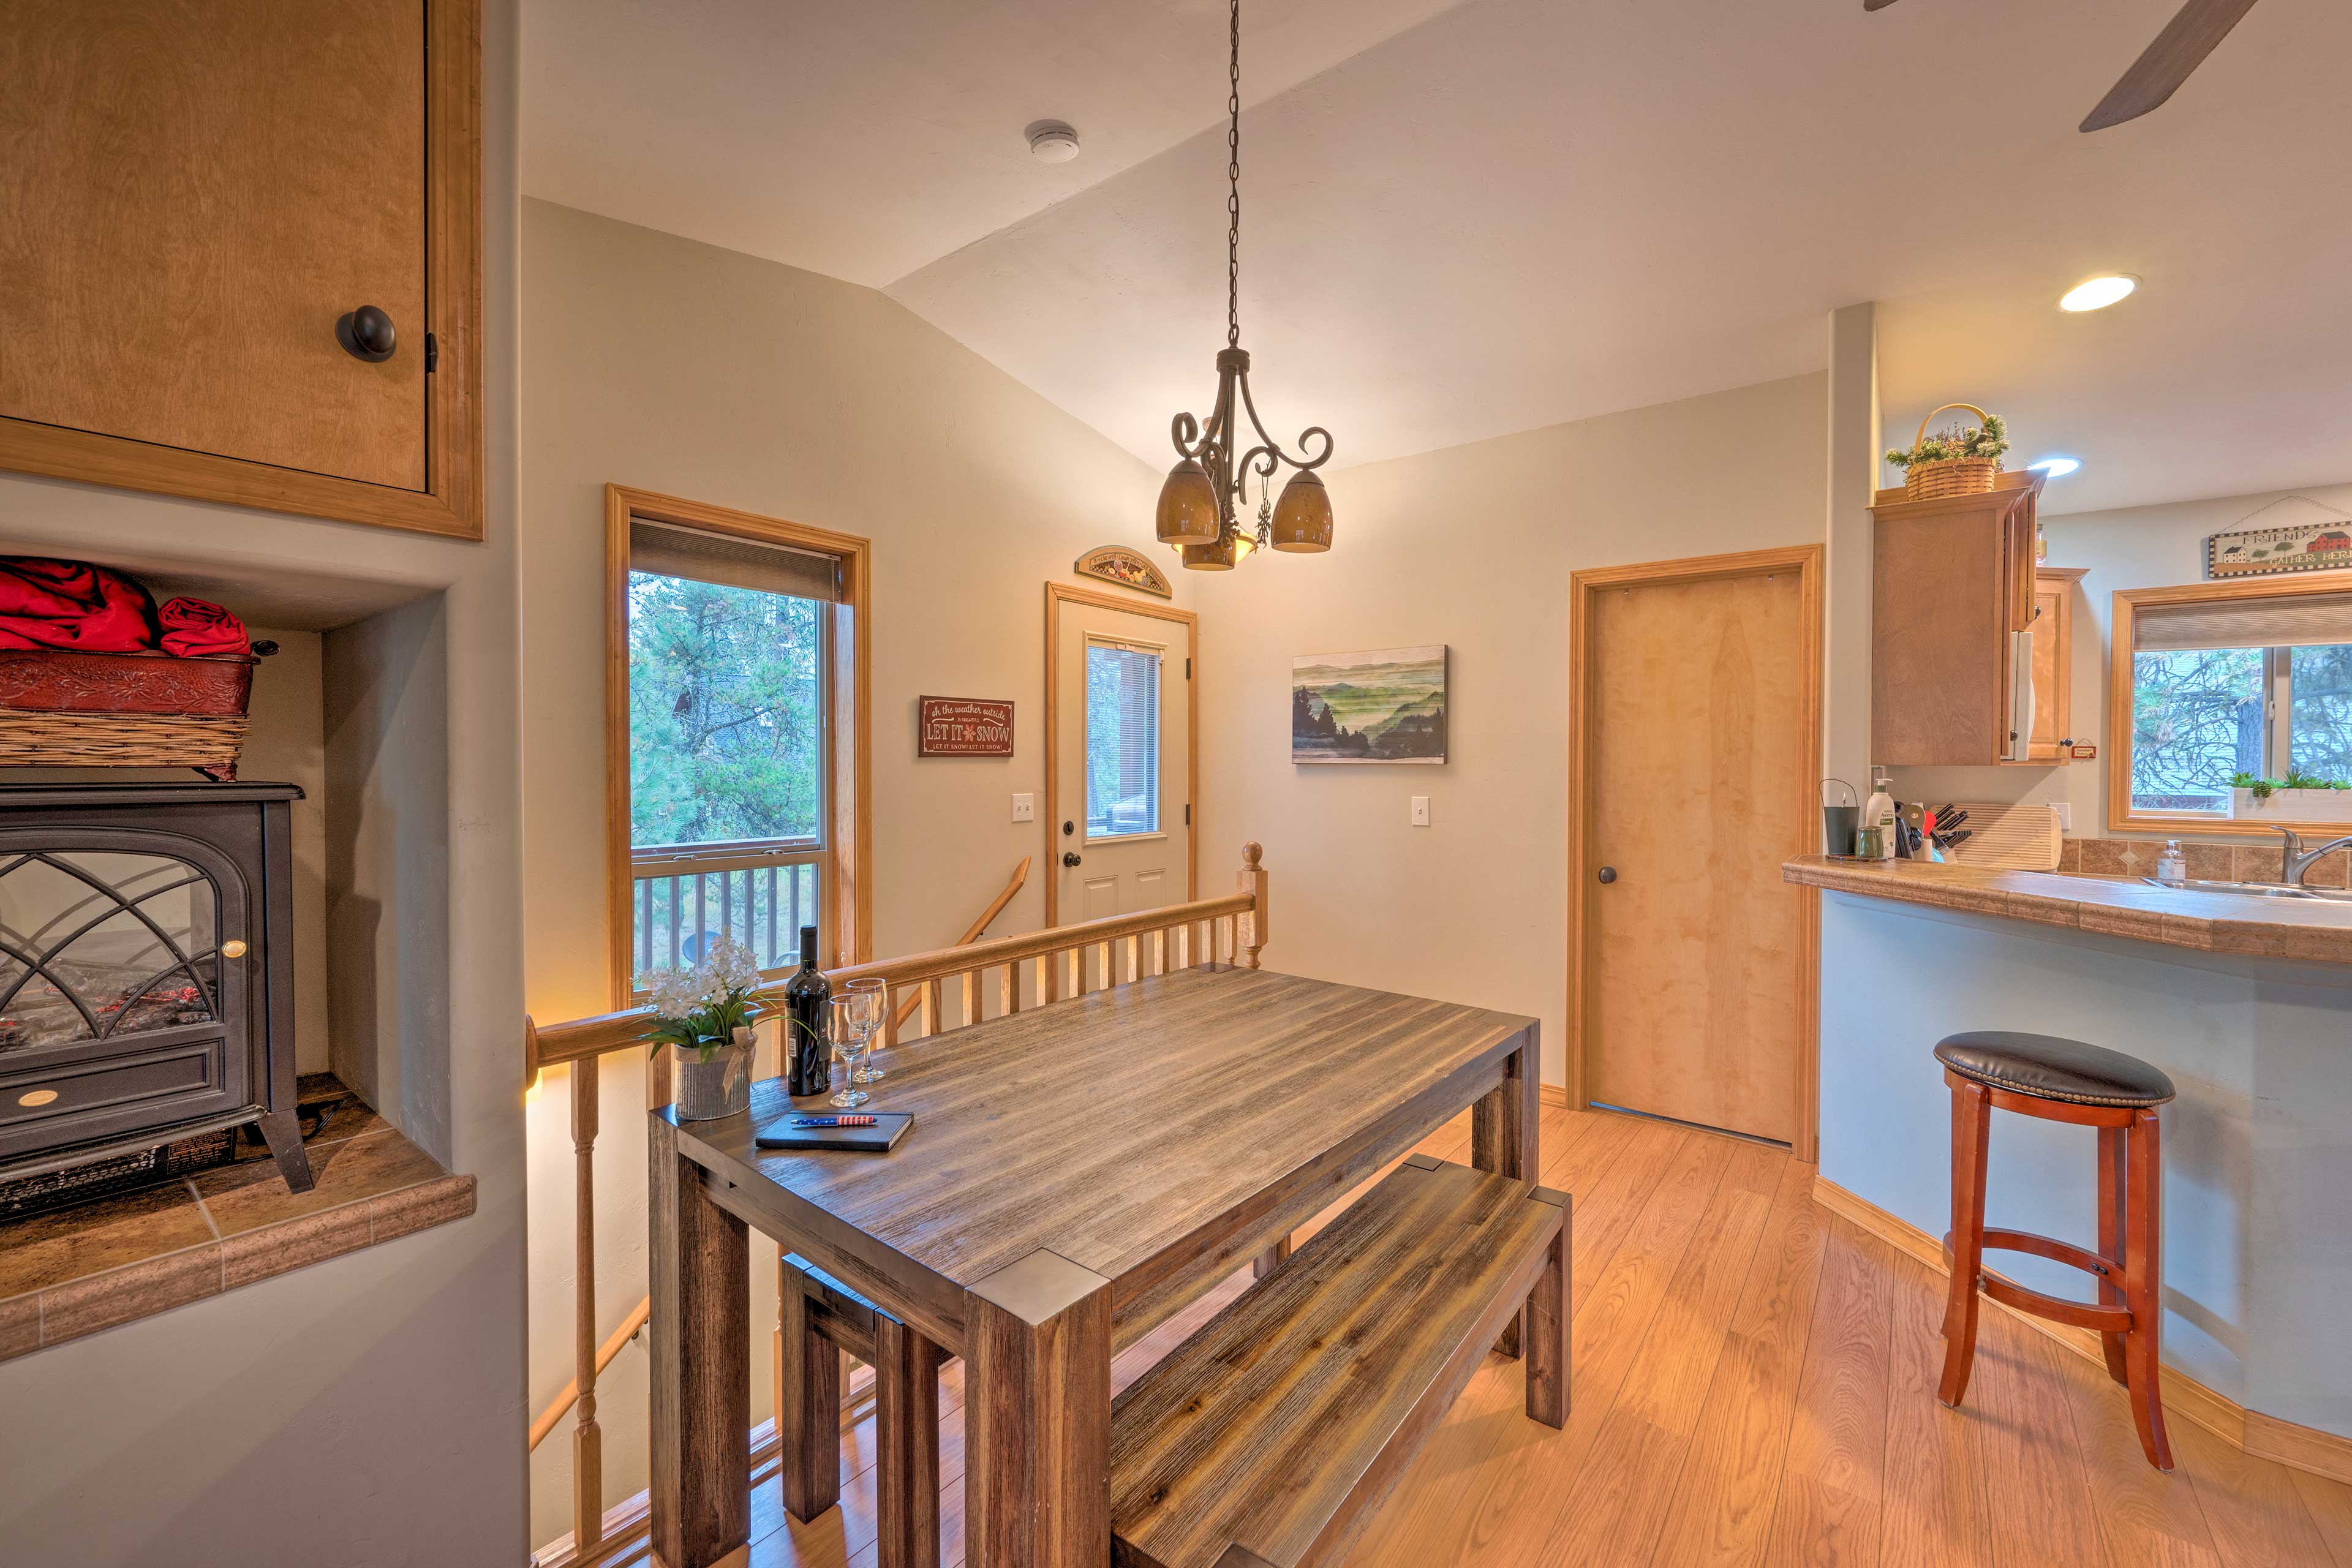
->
[1226,0,1241,349]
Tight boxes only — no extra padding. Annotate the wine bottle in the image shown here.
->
[783,924,832,1098]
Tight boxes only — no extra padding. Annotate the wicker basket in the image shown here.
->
[1900,402,2003,500]
[0,645,268,778]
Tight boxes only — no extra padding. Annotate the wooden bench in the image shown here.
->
[1109,1154,1569,1568]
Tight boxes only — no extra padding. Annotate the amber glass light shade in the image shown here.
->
[1155,459,1221,546]
[1270,469,1333,552]
[1180,533,1236,570]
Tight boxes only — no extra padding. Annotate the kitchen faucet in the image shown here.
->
[2275,826,2352,886]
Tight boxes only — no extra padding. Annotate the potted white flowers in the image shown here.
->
[641,937,766,1121]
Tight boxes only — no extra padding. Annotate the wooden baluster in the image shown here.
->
[1121,934,1137,984]
[1175,923,1190,970]
[918,981,937,1038]
[1065,948,1081,998]
[1237,842,1267,969]
[571,1058,605,1551]
[1096,940,1112,990]
[999,962,1019,1016]
[1151,928,1166,977]
[961,968,980,1028]
[883,986,902,1049]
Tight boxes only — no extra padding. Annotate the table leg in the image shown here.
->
[650,1117,750,1568]
[1472,1029,1542,1358]
[964,1248,1114,1568]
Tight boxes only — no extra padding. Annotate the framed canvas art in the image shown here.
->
[1292,646,1447,764]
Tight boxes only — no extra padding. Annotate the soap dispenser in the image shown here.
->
[1864,767,1898,861]
[2156,840,2187,886]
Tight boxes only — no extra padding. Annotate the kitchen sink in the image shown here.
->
[2140,877,2350,900]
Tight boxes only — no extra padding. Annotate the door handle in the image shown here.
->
[1597,865,1616,884]
[1063,852,1082,868]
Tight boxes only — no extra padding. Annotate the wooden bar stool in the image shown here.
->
[779,1253,949,1568]
[1932,1031,2177,1470]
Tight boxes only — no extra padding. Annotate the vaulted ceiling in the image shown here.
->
[526,0,2352,514]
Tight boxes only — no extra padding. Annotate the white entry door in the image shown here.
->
[1054,599,1190,935]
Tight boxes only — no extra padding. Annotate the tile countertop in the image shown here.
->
[1782,855,2352,964]
[0,1076,474,1363]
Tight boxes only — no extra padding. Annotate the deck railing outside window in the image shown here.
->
[629,842,822,976]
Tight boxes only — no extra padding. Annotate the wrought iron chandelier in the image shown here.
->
[1155,0,1334,571]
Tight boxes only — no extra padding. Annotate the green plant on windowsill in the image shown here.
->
[2228,770,2351,802]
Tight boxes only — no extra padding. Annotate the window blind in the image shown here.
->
[629,518,842,603]
[2136,592,2352,652]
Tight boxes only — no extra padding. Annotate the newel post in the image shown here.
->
[1238,842,1267,969]
[571,1058,605,1550]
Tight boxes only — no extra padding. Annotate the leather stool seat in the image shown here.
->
[1934,1031,2176,1109]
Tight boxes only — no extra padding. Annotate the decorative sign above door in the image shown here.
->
[1073,546,1172,600]
[918,697,1014,757]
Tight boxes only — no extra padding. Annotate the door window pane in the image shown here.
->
[1087,644,1160,837]
[2131,646,2261,813]
[2289,644,2352,782]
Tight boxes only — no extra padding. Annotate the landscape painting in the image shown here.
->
[1292,646,1448,764]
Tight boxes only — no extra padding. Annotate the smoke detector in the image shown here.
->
[1026,121,1081,163]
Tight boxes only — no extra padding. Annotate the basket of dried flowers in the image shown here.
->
[1886,403,2009,501]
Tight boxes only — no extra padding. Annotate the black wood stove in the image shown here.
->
[0,783,312,1192]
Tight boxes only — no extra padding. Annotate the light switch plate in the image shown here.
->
[1012,793,1035,823]
[1411,795,1430,827]
[2052,801,2072,832]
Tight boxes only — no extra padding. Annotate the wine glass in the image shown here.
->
[845,976,888,1082]
[827,993,870,1109]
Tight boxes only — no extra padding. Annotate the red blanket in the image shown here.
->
[0,557,160,653]
[158,597,250,658]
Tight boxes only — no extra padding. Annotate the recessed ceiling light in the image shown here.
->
[2060,274,2138,312]
[1026,121,1080,164]
[2029,456,2082,478]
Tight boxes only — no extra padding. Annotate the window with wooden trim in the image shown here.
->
[606,487,870,1001]
[2111,579,2352,832]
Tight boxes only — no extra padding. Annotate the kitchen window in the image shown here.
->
[605,488,871,1003]
[2113,581,2352,831]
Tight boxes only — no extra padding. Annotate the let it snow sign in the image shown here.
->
[918,697,1014,757]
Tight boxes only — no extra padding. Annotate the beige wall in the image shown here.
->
[1888,482,2352,839]
[519,198,1172,1537]
[1194,372,1830,1090]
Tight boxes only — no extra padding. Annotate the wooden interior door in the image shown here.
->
[1579,554,1815,1144]
[1051,598,1191,939]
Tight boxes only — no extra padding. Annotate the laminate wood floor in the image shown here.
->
[610,1106,2352,1568]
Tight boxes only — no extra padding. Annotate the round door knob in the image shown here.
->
[1596,866,1617,884]
[1063,852,1082,868]
[221,938,249,959]
[337,306,397,362]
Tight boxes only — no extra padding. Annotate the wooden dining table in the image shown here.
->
[647,962,1542,1568]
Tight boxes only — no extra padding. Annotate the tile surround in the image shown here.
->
[2060,837,2350,889]
[0,1080,473,1363]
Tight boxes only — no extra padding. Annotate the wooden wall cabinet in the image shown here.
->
[0,0,483,540]
[1871,472,2046,766]
[2027,566,2087,764]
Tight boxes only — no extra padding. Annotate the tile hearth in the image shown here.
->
[0,1075,472,1362]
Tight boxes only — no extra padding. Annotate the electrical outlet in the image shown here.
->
[1411,795,1430,827]
[1011,793,1035,823]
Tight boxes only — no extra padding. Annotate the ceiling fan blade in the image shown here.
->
[2081,0,2260,132]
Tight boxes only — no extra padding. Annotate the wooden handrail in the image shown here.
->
[527,850,1261,1072]
[529,1296,650,1452]
[891,855,1030,1031]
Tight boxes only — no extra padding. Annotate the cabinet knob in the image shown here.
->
[337,306,397,362]
[221,938,249,959]
[1597,865,1617,884]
